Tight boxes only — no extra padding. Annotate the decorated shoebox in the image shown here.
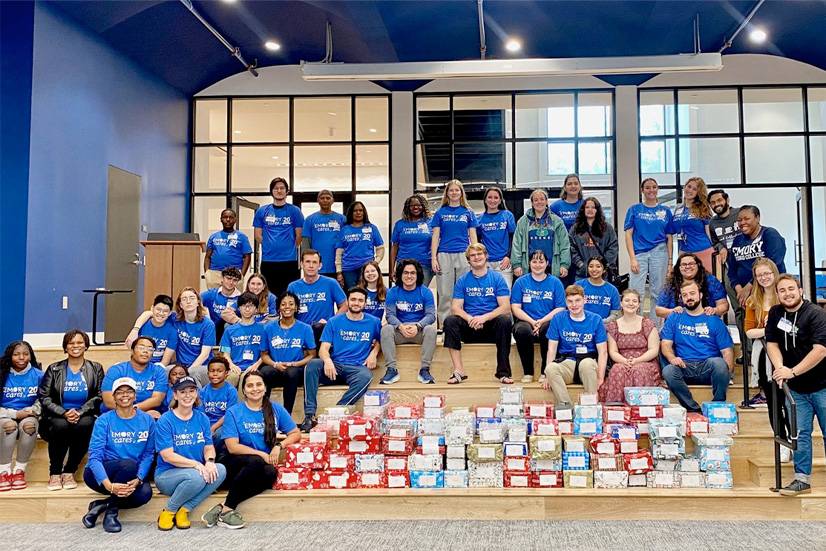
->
[477,419,507,443]
[663,404,687,434]
[574,418,602,436]
[357,471,387,489]
[623,450,654,474]
[504,442,529,457]
[446,445,466,459]
[309,425,336,450]
[555,402,574,421]
[325,405,357,416]
[589,433,620,455]
[475,405,496,419]
[505,419,528,442]
[468,461,504,487]
[525,402,554,419]
[632,421,649,437]
[529,435,562,459]
[603,405,631,425]
[564,470,594,488]
[325,470,359,489]
[619,440,639,454]
[446,457,466,471]
[316,414,346,436]
[386,471,410,488]
[702,402,738,424]
[467,443,504,462]
[407,453,444,471]
[678,456,701,472]
[328,453,356,472]
[691,434,734,448]
[699,446,731,471]
[416,445,446,455]
[363,405,388,418]
[530,459,563,472]
[336,438,381,455]
[387,403,422,419]
[648,418,683,440]
[504,471,532,488]
[562,435,588,453]
[705,470,733,489]
[423,395,446,408]
[419,418,446,436]
[646,470,678,489]
[505,456,530,472]
[624,387,670,406]
[578,392,599,406]
[276,467,313,490]
[557,421,574,435]
[677,471,706,488]
[562,451,590,470]
[354,454,385,473]
[339,415,381,441]
[627,473,648,487]
[500,386,524,405]
[382,436,415,456]
[531,419,560,436]
[409,470,444,488]
[417,435,446,451]
[495,402,525,419]
[709,421,739,436]
[423,407,446,419]
[574,404,603,420]
[383,419,418,437]
[363,390,390,407]
[591,454,622,471]
[446,424,474,445]
[444,470,469,488]
[284,442,329,470]
[651,438,685,460]
[630,405,664,421]
[385,455,408,472]
[653,458,679,471]
[530,471,563,488]
[685,413,710,436]
[610,425,639,441]
[594,470,629,489]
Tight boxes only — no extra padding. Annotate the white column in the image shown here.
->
[391,91,414,219]
[614,85,640,273]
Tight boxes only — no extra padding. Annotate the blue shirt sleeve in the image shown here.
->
[303,323,317,350]
[431,210,443,228]
[507,211,516,233]
[494,273,509,297]
[657,288,676,308]
[552,279,567,309]
[331,280,347,305]
[201,290,214,311]
[510,278,523,304]
[219,330,231,352]
[391,221,401,243]
[101,366,118,393]
[240,232,253,255]
[302,215,314,241]
[609,285,621,310]
[292,207,305,230]
[371,224,384,246]
[594,317,608,344]
[155,415,173,453]
[206,234,216,253]
[547,316,562,342]
[467,209,479,228]
[660,315,675,341]
[137,419,156,481]
[87,414,110,484]
[320,319,334,344]
[452,276,466,300]
[221,407,240,441]
[714,317,735,350]
[765,228,787,272]
[708,276,726,302]
[623,206,635,232]
[252,206,264,229]
[202,320,217,347]
[273,402,298,434]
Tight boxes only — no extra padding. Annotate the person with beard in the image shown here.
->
[302,190,346,279]
[728,205,787,311]
[660,280,734,412]
[766,274,826,496]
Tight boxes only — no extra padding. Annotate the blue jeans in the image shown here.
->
[787,387,826,483]
[343,269,361,290]
[83,459,153,509]
[303,358,373,415]
[661,357,730,412]
[155,464,227,513]
[630,242,668,328]
[421,264,435,288]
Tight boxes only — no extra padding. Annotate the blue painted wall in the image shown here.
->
[24,3,190,336]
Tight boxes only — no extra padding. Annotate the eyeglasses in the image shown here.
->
[135,345,155,353]
[679,262,697,268]
[755,272,774,279]
[402,271,417,276]
[180,297,199,303]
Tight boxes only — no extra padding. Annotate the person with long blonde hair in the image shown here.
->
[671,177,714,272]
[358,261,386,322]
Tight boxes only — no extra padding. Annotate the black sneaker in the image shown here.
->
[299,415,317,433]
[779,480,811,496]
[735,357,744,366]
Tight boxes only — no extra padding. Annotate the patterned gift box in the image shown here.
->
[327,453,356,472]
[574,404,603,420]
[446,445,466,459]
[419,418,447,436]
[477,419,507,443]
[382,436,415,456]
[468,460,504,482]
[594,470,629,489]
[363,389,390,407]
[325,405,357,416]
[562,451,590,470]
[500,386,524,405]
[385,455,408,472]
[557,421,574,435]
[383,419,418,438]
[627,473,648,487]
[387,403,422,419]
[284,442,329,470]
[467,443,504,462]
[624,386,670,406]
[386,471,410,488]
[530,458,563,471]
[504,442,529,457]
[705,470,733,489]
[555,402,574,421]
[564,470,594,488]
[416,445,446,455]
[445,424,474,445]
[702,402,738,424]
[630,405,664,421]
[354,454,385,473]
[531,419,560,436]
[504,456,530,472]
[525,402,554,419]
[651,438,685,460]
[276,467,312,490]
[529,436,562,459]
[423,395,446,408]
[530,471,563,488]
[417,434,446,448]
[309,425,336,450]
[677,471,707,488]
[446,457,466,471]
[633,420,650,436]
[407,453,444,471]
[648,417,683,440]
[339,415,381,441]
[686,413,710,436]
[505,419,528,442]
[325,470,359,489]
[444,470,469,488]
[363,405,388,418]
[603,405,631,425]
[709,422,739,436]
[336,439,381,455]
[495,402,525,419]
[409,470,444,488]
[573,417,603,436]
[663,404,687,434]
[563,435,588,453]
[699,446,731,471]
[316,414,346,437]
[691,434,734,447]
[475,405,497,419]
[623,450,654,474]
[619,441,639,454]
[307,470,331,490]
[423,407,446,420]
[678,456,701,472]
[653,458,679,471]
[589,433,620,455]
[578,392,599,406]
[357,471,387,488]
[610,425,639,441]
[504,471,531,488]
[646,470,678,489]
[591,454,622,471]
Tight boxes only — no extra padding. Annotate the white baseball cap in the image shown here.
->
[112,377,137,392]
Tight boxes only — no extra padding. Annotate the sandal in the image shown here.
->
[499,376,514,385]
[447,372,467,385]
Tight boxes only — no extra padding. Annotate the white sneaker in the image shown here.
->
[538,374,546,383]
[780,446,792,464]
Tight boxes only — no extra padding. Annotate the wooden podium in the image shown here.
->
[140,239,205,309]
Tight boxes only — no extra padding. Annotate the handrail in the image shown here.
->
[764,337,799,491]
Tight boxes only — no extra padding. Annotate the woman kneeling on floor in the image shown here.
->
[212,370,300,529]
[155,376,227,531]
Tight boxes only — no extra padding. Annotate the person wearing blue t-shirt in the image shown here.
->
[390,194,435,286]
[300,288,381,432]
[204,208,252,290]
[655,252,729,320]
[576,256,621,321]
[288,250,348,346]
[216,371,300,529]
[431,180,479,324]
[82,377,155,533]
[335,201,385,290]
[101,337,168,417]
[477,187,516,289]
[511,250,567,384]
[660,280,734,412]
[541,285,608,404]
[259,291,316,414]
[0,341,43,491]
[219,292,266,383]
[624,178,674,325]
[550,174,584,287]
[199,357,238,443]
[444,243,513,384]
[301,189,347,279]
[154,376,227,531]
[158,365,188,415]
[134,295,177,366]
[670,177,714,272]
[380,259,438,385]
[729,205,788,309]
[253,177,304,297]
[201,266,242,341]
[359,261,386,322]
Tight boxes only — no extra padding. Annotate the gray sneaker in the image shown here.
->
[201,504,222,528]
[217,509,247,529]
[779,480,811,496]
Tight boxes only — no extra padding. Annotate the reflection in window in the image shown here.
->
[578,142,611,175]
[547,142,575,175]
[294,97,352,142]
[194,100,228,144]
[231,99,289,143]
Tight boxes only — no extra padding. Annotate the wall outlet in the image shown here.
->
[62,296,68,309]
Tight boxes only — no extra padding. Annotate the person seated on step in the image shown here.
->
[655,252,728,320]
[201,266,242,342]
[299,287,381,432]
[660,279,734,413]
[443,243,513,385]
[128,294,176,367]
[218,292,267,388]
[379,259,437,385]
[101,336,168,419]
[542,285,608,404]
[287,249,347,348]
[82,377,155,533]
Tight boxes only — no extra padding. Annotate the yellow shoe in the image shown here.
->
[175,508,191,530]
[158,510,175,531]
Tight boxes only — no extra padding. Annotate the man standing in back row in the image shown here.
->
[253,177,304,297]
[302,190,346,280]
[708,190,744,355]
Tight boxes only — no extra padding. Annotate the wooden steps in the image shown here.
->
[748,457,826,488]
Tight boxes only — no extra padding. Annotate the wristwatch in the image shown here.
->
[415,323,423,331]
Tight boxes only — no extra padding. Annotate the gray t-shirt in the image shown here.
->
[709,207,741,255]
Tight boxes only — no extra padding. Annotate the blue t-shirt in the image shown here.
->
[201,288,241,325]
[1,366,43,410]
[234,292,278,323]
[219,322,266,371]
[336,224,384,271]
[576,278,621,320]
[550,199,582,231]
[302,211,347,273]
[547,311,608,357]
[660,311,734,362]
[510,274,567,321]
[206,230,252,271]
[364,289,385,321]
[432,205,479,254]
[222,402,297,454]
[174,318,216,366]
[252,203,304,262]
[139,319,178,363]
[477,211,516,262]
[101,361,168,412]
[261,320,316,364]
[391,218,433,265]
[670,206,712,253]
[453,269,509,317]
[155,410,213,476]
[321,313,382,366]
[656,275,727,310]
[87,410,155,484]
[728,227,787,288]
[199,382,239,426]
[386,286,435,324]
[624,203,673,254]
[158,387,175,415]
[288,276,346,325]
[62,369,89,410]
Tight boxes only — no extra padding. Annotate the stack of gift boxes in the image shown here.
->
[275,386,737,491]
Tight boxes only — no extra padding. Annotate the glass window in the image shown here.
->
[417,96,450,141]
[356,194,390,274]
[808,88,826,132]
[516,93,574,138]
[577,93,612,137]
[416,143,451,188]
[811,136,826,184]
[577,141,612,180]
[453,96,512,140]
[639,91,675,136]
[294,97,352,142]
[230,146,290,193]
[356,145,389,191]
[231,99,289,143]
[677,89,739,134]
[640,138,676,185]
[744,136,806,184]
[454,143,512,185]
[678,137,741,186]
[743,88,804,133]
[355,96,389,141]
[516,142,569,188]
[194,99,227,144]
[293,145,352,191]
[547,142,575,176]
[193,146,227,192]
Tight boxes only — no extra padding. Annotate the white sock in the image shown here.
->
[13,462,26,473]
[0,464,10,475]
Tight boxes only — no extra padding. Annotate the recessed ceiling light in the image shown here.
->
[271,156,279,159]
[750,28,767,44]
[369,128,377,133]
[328,112,337,116]
[221,0,237,3]
[505,39,521,52]
[234,130,242,134]
[265,41,281,51]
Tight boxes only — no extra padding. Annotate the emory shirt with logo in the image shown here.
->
[510,273,566,321]
[453,269,509,317]
[477,210,516,262]
[252,203,304,262]
[288,276,347,325]
[260,320,316,363]
[222,402,297,454]
[660,311,733,362]
[155,410,213,475]
[0,364,43,410]
[87,409,156,484]
[727,227,787,288]
[432,205,479,254]
[624,203,673,254]
[206,230,252,271]
[303,211,347,273]
[320,313,381,366]
[547,311,607,357]
[101,361,168,412]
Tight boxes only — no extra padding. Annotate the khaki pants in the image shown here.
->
[545,358,598,404]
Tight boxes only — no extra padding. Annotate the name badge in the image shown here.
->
[243,350,255,361]
[576,345,588,355]
[523,296,532,303]
[777,318,793,333]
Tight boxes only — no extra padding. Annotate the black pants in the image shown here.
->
[261,260,301,299]
[39,415,95,476]
[757,348,789,440]
[219,454,277,511]
[312,322,326,351]
[512,320,550,377]
[259,364,303,414]
[443,314,512,379]
[83,460,153,509]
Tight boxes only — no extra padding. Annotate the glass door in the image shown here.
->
[233,197,260,278]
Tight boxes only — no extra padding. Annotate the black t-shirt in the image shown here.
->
[765,300,826,393]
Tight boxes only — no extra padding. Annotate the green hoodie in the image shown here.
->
[512,208,570,277]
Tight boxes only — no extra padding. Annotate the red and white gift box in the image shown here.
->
[385,455,408,472]
[589,433,620,455]
[336,438,381,455]
[422,395,446,408]
[623,450,654,474]
[591,454,622,471]
[531,419,560,436]
[357,471,387,489]
[603,405,631,425]
[328,453,356,472]
[525,402,554,419]
[630,405,663,421]
[382,436,415,456]
[284,442,329,470]
[324,470,359,489]
[504,456,530,472]
[530,471,563,488]
[504,471,531,488]
[309,425,336,450]
[686,413,710,436]
[386,471,411,488]
[276,467,312,490]
[339,415,380,440]
[387,403,422,419]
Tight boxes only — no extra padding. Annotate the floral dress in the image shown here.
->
[598,317,663,403]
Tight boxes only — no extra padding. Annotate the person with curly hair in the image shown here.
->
[391,194,435,286]
[671,177,714,272]
[655,252,729,320]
